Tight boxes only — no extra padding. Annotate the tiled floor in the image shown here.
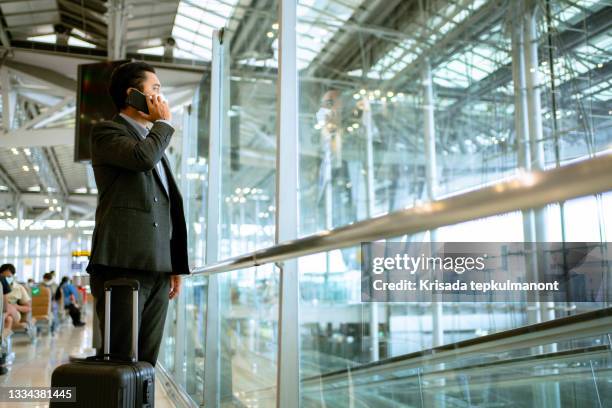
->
[0,307,175,408]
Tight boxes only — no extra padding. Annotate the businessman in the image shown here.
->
[87,61,190,365]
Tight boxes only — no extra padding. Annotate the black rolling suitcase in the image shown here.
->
[50,279,155,408]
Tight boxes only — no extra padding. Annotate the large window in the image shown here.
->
[162,1,612,407]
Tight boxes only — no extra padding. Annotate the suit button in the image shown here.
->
[154,197,158,202]
[153,222,159,227]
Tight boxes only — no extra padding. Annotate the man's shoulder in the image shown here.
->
[91,119,127,135]
[92,118,125,132]
[90,119,134,148]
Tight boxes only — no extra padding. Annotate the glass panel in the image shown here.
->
[160,297,177,374]
[183,274,208,404]
[536,0,612,163]
[219,265,279,407]
[301,333,612,407]
[296,0,612,236]
[218,0,279,258]
[183,76,211,268]
[299,194,612,406]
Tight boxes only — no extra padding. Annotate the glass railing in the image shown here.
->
[300,308,612,407]
[157,1,612,406]
[157,160,612,406]
[162,247,612,407]
[301,344,611,407]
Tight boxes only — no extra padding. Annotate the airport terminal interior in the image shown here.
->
[0,0,611,406]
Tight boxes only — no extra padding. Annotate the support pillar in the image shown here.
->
[523,3,561,406]
[511,1,540,326]
[107,0,128,60]
[275,0,300,406]
[203,29,226,408]
[362,97,380,362]
[422,60,443,349]
[422,59,445,408]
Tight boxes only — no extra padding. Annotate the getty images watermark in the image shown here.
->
[361,242,611,302]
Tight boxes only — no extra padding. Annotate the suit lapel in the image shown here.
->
[160,155,178,199]
[113,114,170,198]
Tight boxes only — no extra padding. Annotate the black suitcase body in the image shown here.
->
[50,279,155,408]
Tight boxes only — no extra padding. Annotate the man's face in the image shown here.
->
[139,71,162,97]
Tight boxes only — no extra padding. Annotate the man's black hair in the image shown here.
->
[0,263,16,275]
[108,61,156,111]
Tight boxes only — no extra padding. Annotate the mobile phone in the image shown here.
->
[125,88,150,114]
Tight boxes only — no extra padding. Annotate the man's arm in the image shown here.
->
[91,121,174,172]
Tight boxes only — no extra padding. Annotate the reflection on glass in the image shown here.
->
[219,265,279,407]
[297,0,611,236]
[160,297,177,374]
[218,1,279,259]
[183,275,207,404]
[171,0,612,406]
[183,76,211,268]
[299,195,611,406]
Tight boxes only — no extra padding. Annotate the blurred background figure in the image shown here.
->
[56,277,85,327]
[0,264,31,339]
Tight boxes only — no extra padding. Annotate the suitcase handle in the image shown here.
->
[104,279,140,291]
[103,279,139,362]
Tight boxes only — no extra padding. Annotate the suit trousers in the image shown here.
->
[89,269,170,366]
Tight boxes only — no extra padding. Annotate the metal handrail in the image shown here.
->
[191,153,612,276]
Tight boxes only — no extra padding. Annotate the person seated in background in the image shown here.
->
[26,278,35,288]
[41,273,59,332]
[0,264,32,338]
[0,274,10,375]
[56,277,85,327]
[42,273,58,297]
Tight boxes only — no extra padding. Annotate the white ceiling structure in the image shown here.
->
[0,0,210,229]
[0,0,610,231]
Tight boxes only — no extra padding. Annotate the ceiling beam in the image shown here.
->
[25,209,55,229]
[45,146,70,197]
[0,9,11,48]
[15,96,73,131]
[1,66,15,131]
[0,128,74,148]
[0,162,19,193]
[17,91,63,107]
[6,42,210,73]
[3,59,76,94]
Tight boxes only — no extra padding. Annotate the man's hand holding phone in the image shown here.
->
[139,94,172,123]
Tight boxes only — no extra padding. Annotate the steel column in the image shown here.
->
[275,0,300,406]
[203,29,226,408]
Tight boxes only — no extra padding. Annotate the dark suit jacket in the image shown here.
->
[86,114,190,275]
